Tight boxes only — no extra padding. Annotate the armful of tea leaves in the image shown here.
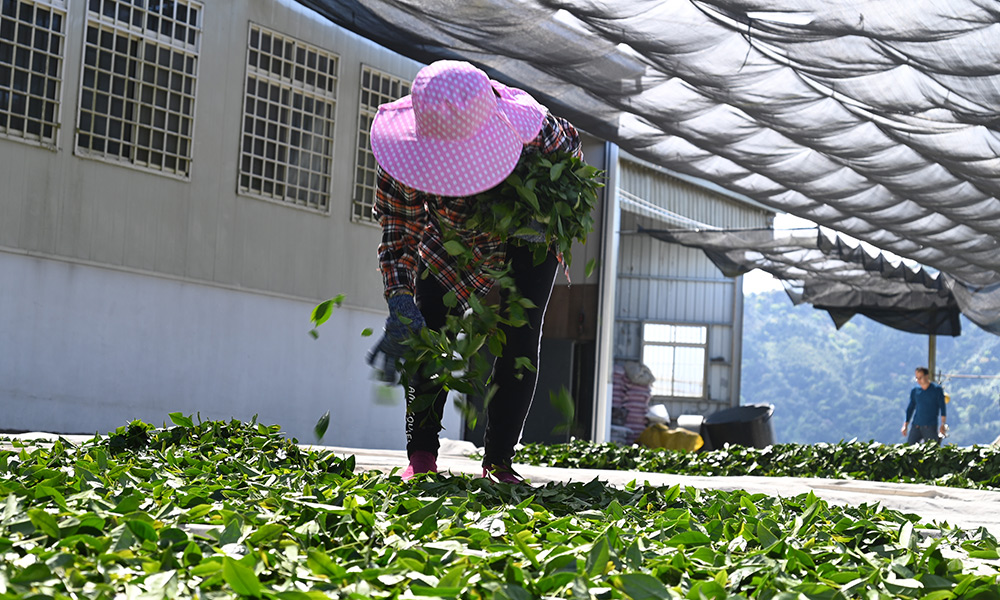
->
[469,151,604,269]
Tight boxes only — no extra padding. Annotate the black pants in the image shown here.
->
[906,424,941,445]
[405,244,559,466]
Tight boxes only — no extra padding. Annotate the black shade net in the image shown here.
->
[294,0,1000,334]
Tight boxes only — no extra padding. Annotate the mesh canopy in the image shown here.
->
[295,0,1000,327]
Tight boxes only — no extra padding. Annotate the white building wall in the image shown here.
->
[0,250,465,446]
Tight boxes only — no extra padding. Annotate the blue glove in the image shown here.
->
[367,294,426,383]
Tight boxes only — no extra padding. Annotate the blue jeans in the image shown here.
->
[907,425,940,445]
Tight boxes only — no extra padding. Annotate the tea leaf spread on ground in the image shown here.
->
[514,439,1000,491]
[2,418,998,599]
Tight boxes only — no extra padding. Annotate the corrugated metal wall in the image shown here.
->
[615,159,772,417]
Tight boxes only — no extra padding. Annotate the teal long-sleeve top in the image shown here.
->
[906,382,946,427]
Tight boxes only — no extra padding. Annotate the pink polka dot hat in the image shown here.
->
[370,60,547,197]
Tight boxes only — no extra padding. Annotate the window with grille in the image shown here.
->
[76,0,202,177]
[352,65,408,222]
[0,0,65,146]
[641,323,708,398]
[238,24,339,212]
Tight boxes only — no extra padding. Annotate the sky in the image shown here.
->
[741,268,784,295]
[741,213,815,295]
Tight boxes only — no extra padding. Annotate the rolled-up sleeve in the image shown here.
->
[373,166,425,299]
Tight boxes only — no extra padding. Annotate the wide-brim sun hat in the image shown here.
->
[370,60,547,197]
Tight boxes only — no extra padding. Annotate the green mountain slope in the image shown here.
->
[741,290,1000,446]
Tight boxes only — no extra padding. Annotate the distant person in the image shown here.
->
[901,366,947,445]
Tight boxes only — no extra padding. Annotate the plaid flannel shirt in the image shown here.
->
[374,113,582,310]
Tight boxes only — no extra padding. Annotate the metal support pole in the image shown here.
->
[591,141,620,443]
[929,334,937,380]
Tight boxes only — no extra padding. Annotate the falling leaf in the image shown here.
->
[314,411,330,441]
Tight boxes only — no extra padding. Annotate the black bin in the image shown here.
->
[703,403,774,449]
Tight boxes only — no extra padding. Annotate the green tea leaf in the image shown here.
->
[443,240,466,256]
[168,412,195,428]
[314,411,330,441]
[613,573,672,599]
[307,549,347,579]
[493,584,532,600]
[5,416,996,600]
[34,485,68,511]
[899,520,914,549]
[537,571,577,594]
[127,519,158,543]
[113,493,143,514]
[10,562,53,585]
[142,570,177,597]
[585,536,610,577]
[310,295,344,328]
[28,508,60,539]
[190,560,223,578]
[920,591,958,600]
[550,161,565,181]
[665,530,712,546]
[410,585,463,597]
[550,387,575,422]
[513,530,540,570]
[182,541,203,567]
[439,563,467,589]
[2,494,19,525]
[248,523,285,545]
[275,592,330,600]
[222,556,263,598]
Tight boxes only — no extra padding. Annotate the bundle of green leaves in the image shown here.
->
[469,150,604,270]
[399,231,537,429]
[2,416,999,599]
[396,154,603,426]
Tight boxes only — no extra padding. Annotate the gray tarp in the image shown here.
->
[640,227,965,335]
[293,0,1000,331]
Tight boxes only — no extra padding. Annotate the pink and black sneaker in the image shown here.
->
[482,463,525,484]
[401,451,438,480]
